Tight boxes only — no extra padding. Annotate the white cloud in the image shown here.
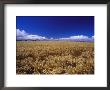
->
[24,35,46,40]
[70,35,89,39]
[16,29,28,37]
[16,29,47,40]
[16,29,94,42]
[59,35,94,42]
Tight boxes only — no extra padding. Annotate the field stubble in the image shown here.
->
[16,41,94,74]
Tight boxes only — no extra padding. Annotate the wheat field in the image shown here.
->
[16,41,94,74]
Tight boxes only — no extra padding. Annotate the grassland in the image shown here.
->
[16,41,94,74]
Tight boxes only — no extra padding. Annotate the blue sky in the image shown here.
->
[16,16,94,41]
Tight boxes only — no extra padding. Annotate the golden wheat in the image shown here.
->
[16,41,94,74]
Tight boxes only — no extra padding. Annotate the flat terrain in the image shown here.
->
[16,41,94,74]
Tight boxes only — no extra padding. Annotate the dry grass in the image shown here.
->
[16,41,94,74]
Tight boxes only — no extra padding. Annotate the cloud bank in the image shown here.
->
[59,35,94,42]
[16,29,47,40]
[16,29,94,42]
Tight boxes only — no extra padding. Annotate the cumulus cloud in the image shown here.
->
[17,29,28,37]
[59,35,94,42]
[16,29,47,40]
[70,35,89,39]
[16,29,94,42]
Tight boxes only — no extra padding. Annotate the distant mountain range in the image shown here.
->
[16,38,94,42]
